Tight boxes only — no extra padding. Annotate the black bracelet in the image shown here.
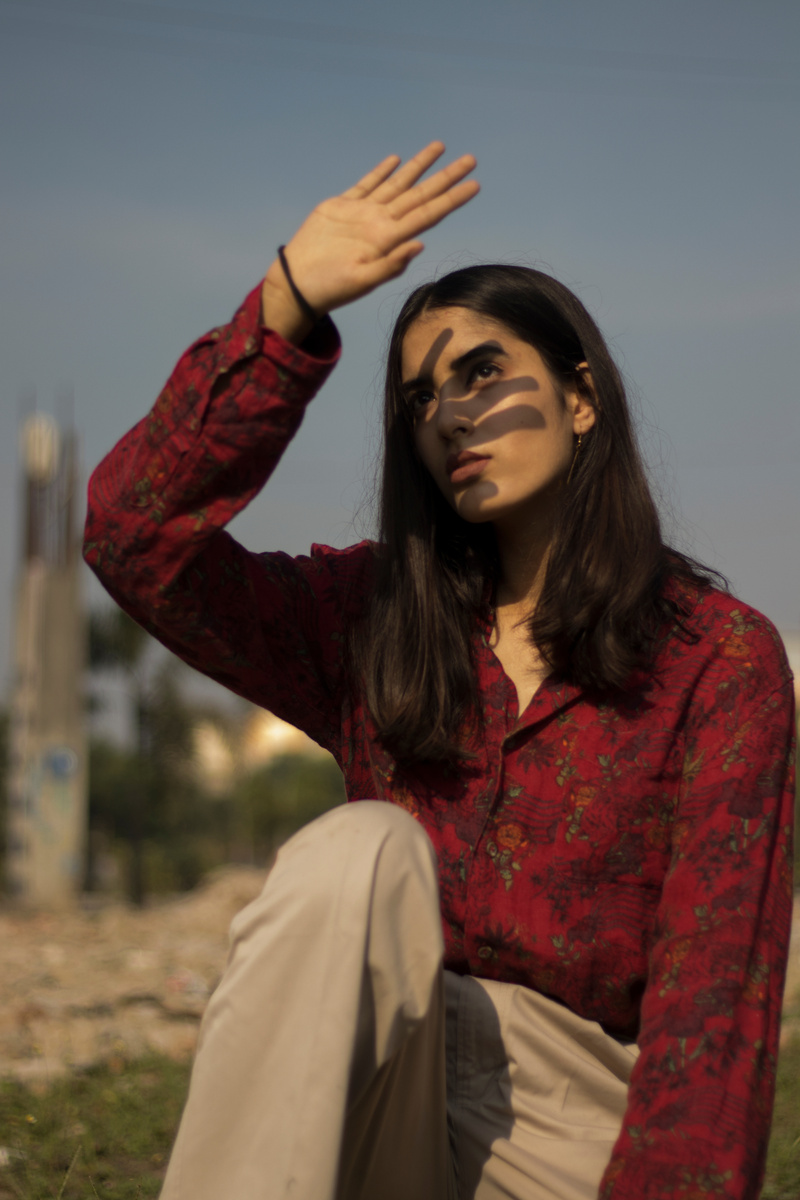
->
[277,245,319,325]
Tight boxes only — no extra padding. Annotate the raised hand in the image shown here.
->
[261,142,479,341]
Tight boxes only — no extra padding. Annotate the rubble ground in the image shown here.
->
[0,866,266,1085]
[0,870,798,1086]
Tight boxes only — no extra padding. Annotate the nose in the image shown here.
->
[433,391,476,440]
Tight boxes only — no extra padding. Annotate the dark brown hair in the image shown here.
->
[353,264,722,762]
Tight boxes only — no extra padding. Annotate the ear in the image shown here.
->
[568,363,597,435]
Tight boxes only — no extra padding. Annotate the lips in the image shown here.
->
[445,450,490,484]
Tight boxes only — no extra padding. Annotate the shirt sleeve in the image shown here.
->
[600,622,796,1200]
[83,283,370,757]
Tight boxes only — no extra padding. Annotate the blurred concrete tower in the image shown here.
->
[5,413,87,903]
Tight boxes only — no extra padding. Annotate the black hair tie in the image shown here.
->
[277,245,319,325]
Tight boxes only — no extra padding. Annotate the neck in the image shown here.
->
[494,514,553,614]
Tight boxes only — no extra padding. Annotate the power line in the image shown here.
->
[1,0,798,85]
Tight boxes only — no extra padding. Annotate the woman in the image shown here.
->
[84,143,795,1200]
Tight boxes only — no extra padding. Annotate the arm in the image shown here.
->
[84,144,479,746]
[84,287,356,746]
[601,626,796,1199]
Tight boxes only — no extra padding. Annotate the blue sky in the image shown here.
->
[1,0,798,697]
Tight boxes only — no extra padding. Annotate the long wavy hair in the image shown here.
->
[352,264,722,762]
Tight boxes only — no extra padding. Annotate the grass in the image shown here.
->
[0,1038,798,1197]
[0,1055,190,1199]
[762,1035,800,1199]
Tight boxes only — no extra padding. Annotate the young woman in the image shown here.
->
[84,143,795,1200]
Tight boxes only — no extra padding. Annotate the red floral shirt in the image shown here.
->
[84,285,795,1200]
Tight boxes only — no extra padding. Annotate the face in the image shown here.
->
[401,307,596,536]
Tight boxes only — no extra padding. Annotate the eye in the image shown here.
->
[467,360,500,388]
[408,389,436,415]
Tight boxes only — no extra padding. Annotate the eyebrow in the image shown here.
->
[401,340,508,395]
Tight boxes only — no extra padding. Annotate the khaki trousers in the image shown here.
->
[160,802,638,1200]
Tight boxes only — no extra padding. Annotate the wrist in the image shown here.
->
[260,262,315,345]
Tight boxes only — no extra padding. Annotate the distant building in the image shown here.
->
[192,708,330,795]
[5,415,87,904]
[779,631,800,713]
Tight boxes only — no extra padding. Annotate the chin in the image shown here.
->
[452,499,503,525]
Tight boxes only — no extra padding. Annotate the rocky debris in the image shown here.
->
[0,866,265,1084]
[783,894,800,1046]
[0,870,798,1083]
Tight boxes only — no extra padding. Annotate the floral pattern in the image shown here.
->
[84,284,796,1200]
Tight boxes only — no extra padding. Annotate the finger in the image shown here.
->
[369,141,447,203]
[395,179,480,239]
[358,241,425,289]
[385,239,425,270]
[389,153,477,220]
[341,154,402,200]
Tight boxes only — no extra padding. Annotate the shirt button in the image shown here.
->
[477,945,493,960]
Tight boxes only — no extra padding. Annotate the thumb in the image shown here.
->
[361,240,425,288]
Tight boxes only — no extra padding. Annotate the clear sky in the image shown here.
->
[1,0,798,698]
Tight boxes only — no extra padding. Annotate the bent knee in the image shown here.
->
[298,797,429,844]
[269,799,436,887]
[333,799,429,841]
[233,801,439,947]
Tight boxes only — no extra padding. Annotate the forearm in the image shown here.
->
[84,282,340,615]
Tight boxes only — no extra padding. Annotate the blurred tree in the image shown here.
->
[233,753,346,863]
[88,654,212,896]
[88,607,153,905]
[795,723,799,874]
[87,605,347,898]
[145,658,215,890]
[0,708,8,890]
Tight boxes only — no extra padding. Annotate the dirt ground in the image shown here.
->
[0,867,265,1086]
[0,868,798,1085]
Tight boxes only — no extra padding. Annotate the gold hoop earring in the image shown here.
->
[566,433,583,486]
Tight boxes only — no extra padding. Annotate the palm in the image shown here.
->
[275,142,479,315]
